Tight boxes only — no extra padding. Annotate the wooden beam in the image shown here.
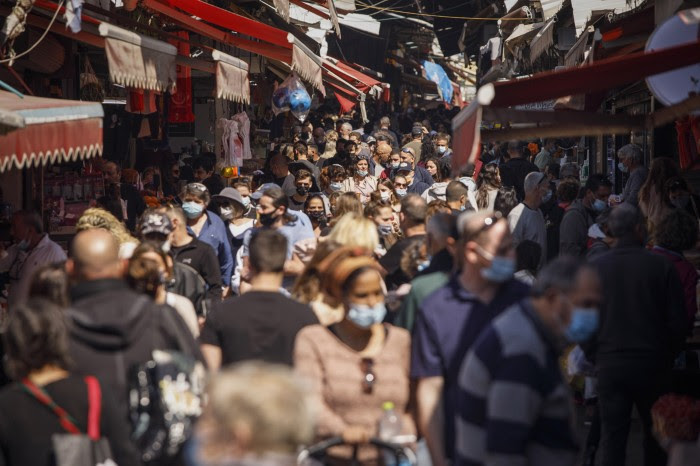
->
[647,94,700,129]
[481,122,645,142]
[483,106,646,128]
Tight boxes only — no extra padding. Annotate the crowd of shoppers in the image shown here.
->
[0,107,697,466]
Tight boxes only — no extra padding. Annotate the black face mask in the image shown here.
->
[296,186,310,196]
[307,210,325,222]
[259,211,277,227]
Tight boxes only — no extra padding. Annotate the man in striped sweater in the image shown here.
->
[455,257,602,466]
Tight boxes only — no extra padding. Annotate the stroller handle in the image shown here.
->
[297,436,413,465]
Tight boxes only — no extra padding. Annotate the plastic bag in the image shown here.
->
[271,73,312,122]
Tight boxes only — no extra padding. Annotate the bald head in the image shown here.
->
[69,229,122,281]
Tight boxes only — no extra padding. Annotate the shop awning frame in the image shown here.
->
[451,38,700,171]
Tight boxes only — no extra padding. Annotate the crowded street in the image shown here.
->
[0,0,699,465]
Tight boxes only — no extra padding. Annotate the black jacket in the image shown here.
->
[68,279,201,424]
[167,262,209,316]
[499,157,539,202]
[588,241,688,368]
[120,184,146,232]
[171,238,223,303]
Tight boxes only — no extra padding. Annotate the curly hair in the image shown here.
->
[654,209,699,253]
[475,164,501,210]
[76,207,138,246]
[556,178,581,204]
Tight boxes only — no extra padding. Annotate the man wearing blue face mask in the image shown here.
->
[560,175,613,257]
[180,183,233,295]
[455,257,601,466]
[412,211,529,466]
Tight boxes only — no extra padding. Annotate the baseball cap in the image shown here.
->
[411,127,423,137]
[366,136,377,144]
[250,182,279,200]
[394,162,413,174]
[140,212,173,236]
[213,187,245,208]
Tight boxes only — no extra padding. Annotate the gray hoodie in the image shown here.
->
[422,181,448,202]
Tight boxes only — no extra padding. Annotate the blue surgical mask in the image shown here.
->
[481,256,515,283]
[347,302,387,328]
[618,162,628,173]
[438,146,447,154]
[330,182,343,192]
[477,246,515,283]
[565,308,599,342]
[182,201,204,219]
[417,258,431,272]
[241,196,251,208]
[378,224,393,236]
[592,199,607,212]
[542,190,552,203]
[395,188,407,197]
[357,170,368,177]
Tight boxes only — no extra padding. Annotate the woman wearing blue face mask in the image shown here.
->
[179,183,233,295]
[294,247,415,463]
[342,157,378,205]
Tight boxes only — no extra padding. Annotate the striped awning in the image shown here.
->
[0,91,103,172]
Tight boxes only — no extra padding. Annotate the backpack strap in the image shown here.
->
[21,378,81,435]
[85,376,101,440]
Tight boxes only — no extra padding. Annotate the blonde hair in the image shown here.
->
[202,362,315,458]
[327,213,379,252]
[76,208,138,246]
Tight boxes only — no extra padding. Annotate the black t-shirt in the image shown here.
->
[0,375,140,466]
[200,291,318,366]
[379,234,426,290]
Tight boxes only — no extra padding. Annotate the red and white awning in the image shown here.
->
[0,91,103,172]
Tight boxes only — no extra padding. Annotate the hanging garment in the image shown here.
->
[232,112,252,160]
[218,118,243,167]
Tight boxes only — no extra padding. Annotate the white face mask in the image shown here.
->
[380,191,391,201]
[161,240,171,254]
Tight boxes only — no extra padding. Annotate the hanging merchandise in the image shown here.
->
[271,73,311,122]
[233,112,252,160]
[168,31,195,123]
[80,56,104,102]
[422,60,453,105]
[218,118,244,168]
[126,89,157,114]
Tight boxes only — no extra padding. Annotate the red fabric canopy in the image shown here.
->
[489,39,700,108]
[143,0,292,63]
[452,38,700,172]
[162,0,291,48]
[0,91,103,172]
[331,59,380,92]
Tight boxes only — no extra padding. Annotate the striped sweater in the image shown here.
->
[455,301,579,466]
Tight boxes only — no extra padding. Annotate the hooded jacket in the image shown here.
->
[68,279,202,422]
[422,181,448,202]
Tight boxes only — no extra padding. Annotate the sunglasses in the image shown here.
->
[187,183,208,192]
[464,213,503,241]
[361,358,375,394]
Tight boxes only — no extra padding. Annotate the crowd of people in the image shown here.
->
[0,107,697,466]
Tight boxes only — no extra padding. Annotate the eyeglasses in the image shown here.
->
[361,358,375,394]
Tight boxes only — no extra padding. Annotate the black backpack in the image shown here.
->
[129,349,206,464]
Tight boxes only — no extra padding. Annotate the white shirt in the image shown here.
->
[0,234,66,309]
